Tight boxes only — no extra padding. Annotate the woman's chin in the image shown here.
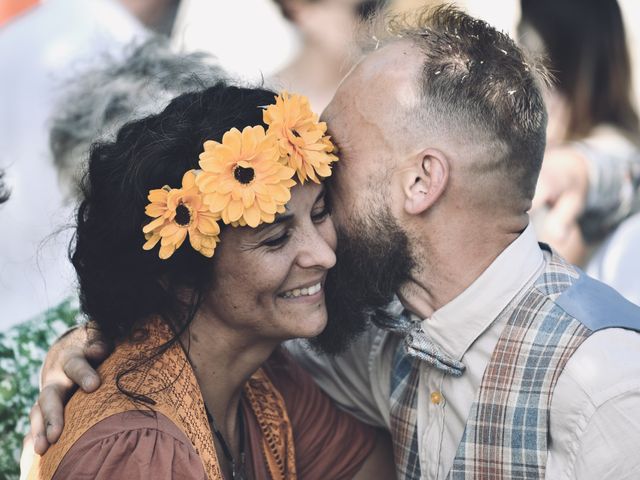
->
[284,311,328,341]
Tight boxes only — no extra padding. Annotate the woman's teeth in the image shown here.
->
[282,282,322,299]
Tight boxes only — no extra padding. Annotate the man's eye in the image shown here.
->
[263,232,290,247]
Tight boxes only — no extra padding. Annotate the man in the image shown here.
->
[28,6,640,479]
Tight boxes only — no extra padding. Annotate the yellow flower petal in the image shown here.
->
[242,187,255,208]
[160,222,180,237]
[148,188,169,203]
[240,126,259,156]
[256,196,277,214]
[143,216,167,234]
[143,233,161,250]
[263,91,338,183]
[182,170,197,189]
[159,243,176,259]
[204,190,231,213]
[227,199,244,222]
[196,214,221,235]
[222,128,242,155]
[269,184,292,203]
[260,211,276,223]
[244,203,261,228]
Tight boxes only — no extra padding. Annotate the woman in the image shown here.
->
[269,0,388,111]
[26,84,394,479]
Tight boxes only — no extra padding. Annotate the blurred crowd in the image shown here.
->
[1,0,639,332]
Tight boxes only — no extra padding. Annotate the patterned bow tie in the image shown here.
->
[372,303,466,377]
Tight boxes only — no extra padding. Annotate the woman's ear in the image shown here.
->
[401,149,450,215]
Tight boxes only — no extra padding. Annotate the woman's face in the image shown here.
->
[205,182,337,342]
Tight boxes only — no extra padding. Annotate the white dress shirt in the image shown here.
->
[289,224,640,479]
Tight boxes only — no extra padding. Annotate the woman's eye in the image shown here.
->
[262,232,290,248]
[311,204,331,222]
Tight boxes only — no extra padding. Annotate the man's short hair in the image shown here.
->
[378,5,549,202]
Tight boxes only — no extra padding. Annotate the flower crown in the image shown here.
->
[142,92,338,260]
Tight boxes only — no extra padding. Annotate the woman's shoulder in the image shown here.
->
[52,411,207,480]
[261,348,378,480]
[262,347,316,396]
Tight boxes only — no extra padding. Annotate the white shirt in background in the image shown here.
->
[0,0,148,330]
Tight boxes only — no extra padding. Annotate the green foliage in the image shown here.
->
[0,299,81,480]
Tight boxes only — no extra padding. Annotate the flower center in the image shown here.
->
[233,165,255,184]
[175,203,192,227]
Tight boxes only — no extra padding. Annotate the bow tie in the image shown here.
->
[372,304,466,377]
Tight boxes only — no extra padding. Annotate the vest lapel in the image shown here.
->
[448,254,591,479]
[389,338,423,479]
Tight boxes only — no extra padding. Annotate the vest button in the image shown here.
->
[430,391,444,405]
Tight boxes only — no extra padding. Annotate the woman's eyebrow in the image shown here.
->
[255,212,294,232]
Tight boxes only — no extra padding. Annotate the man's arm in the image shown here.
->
[28,324,111,454]
[532,132,640,263]
[569,392,640,479]
[547,328,640,479]
[29,322,393,452]
[285,326,393,429]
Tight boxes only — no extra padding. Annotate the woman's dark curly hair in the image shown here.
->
[72,83,278,343]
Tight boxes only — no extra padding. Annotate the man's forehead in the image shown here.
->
[324,40,422,125]
[361,39,421,74]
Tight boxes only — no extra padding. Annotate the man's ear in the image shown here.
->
[401,148,450,215]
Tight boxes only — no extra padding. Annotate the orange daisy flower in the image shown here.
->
[197,125,296,228]
[142,170,221,259]
[263,91,338,184]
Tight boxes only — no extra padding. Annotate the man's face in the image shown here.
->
[311,42,420,354]
[321,40,422,238]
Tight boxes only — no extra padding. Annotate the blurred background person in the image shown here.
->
[50,37,226,197]
[173,0,389,112]
[519,0,640,268]
[269,0,389,110]
[119,0,181,35]
[1,38,226,479]
[0,0,148,331]
[0,0,187,332]
[1,0,638,325]
[586,211,640,305]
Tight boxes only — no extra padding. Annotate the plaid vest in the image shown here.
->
[389,250,640,479]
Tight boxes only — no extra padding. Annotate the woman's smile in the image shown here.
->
[278,277,325,301]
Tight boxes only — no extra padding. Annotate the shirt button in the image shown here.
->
[431,391,444,405]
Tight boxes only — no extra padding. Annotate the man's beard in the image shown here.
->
[310,206,415,355]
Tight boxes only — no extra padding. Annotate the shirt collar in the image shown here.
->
[415,223,544,361]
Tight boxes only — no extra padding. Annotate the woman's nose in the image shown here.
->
[296,224,337,270]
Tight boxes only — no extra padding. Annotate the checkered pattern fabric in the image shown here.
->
[388,252,595,480]
[389,341,423,479]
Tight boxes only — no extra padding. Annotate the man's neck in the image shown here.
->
[398,221,524,319]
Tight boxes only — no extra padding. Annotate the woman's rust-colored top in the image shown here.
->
[27,320,376,479]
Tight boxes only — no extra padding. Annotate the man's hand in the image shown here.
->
[28,323,111,455]
[532,147,589,264]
